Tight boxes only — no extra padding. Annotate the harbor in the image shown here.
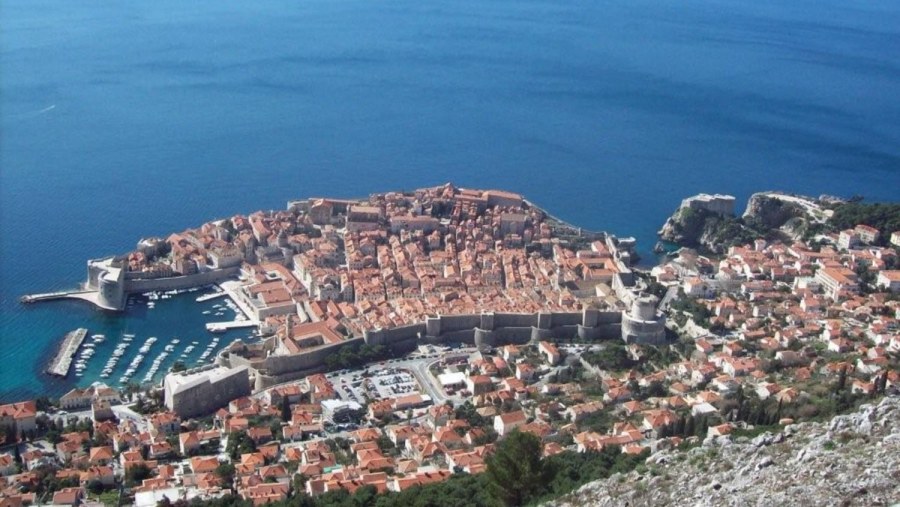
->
[46,328,88,377]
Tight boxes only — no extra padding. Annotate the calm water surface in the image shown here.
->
[1,0,899,400]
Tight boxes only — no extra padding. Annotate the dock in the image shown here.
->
[206,320,256,332]
[196,290,227,302]
[47,328,88,377]
[20,290,94,304]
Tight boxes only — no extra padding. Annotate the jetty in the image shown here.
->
[47,328,88,377]
[206,320,256,332]
[20,290,94,304]
[196,290,227,302]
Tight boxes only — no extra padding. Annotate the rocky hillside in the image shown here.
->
[546,396,900,507]
[657,192,817,253]
[657,207,756,254]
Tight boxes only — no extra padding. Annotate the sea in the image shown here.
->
[1,0,899,402]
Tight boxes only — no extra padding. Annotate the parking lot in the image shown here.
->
[368,368,419,399]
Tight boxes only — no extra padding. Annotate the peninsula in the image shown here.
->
[24,183,668,399]
[3,187,899,507]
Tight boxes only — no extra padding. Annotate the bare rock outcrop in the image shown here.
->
[547,396,900,507]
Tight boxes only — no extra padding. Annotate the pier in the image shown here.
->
[47,328,88,377]
[206,320,256,332]
[196,290,227,302]
[20,290,94,304]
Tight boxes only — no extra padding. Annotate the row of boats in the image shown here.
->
[72,333,107,377]
[72,286,242,384]
[82,333,222,385]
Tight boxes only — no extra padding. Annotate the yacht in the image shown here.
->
[171,338,180,344]
[92,334,106,342]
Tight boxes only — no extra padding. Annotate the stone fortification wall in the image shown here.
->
[546,312,583,326]
[492,313,537,328]
[364,323,425,346]
[264,338,365,376]
[124,267,241,293]
[439,314,482,333]
[165,366,250,418]
[243,308,628,392]
[621,318,667,345]
[579,323,621,341]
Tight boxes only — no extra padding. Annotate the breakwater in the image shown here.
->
[46,328,88,377]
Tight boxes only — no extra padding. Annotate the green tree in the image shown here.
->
[215,463,236,490]
[485,431,552,506]
[281,397,292,423]
[125,463,152,487]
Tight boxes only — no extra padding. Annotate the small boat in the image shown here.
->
[171,338,180,344]
[202,310,211,315]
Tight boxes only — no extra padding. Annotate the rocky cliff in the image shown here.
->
[657,207,754,254]
[546,396,900,507]
[658,192,812,253]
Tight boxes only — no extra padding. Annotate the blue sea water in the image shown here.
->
[1,0,899,402]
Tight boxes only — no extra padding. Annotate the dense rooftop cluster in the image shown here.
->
[2,194,898,507]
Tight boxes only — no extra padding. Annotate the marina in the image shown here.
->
[30,282,253,392]
[46,328,88,377]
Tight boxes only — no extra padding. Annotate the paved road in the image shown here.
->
[660,286,679,311]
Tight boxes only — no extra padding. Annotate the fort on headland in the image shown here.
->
[24,183,667,412]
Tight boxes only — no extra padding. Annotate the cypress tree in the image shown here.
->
[281,396,291,422]
[835,366,848,394]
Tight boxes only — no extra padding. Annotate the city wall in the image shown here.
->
[165,366,251,418]
[229,308,626,393]
[124,267,241,293]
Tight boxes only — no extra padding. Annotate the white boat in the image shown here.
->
[147,337,158,343]
[171,339,180,344]
[92,334,106,342]
[139,345,150,353]
[164,345,175,352]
